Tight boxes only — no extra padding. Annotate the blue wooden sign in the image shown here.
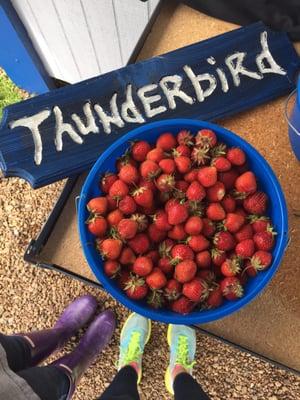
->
[0,22,299,188]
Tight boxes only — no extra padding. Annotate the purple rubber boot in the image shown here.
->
[16,295,97,366]
[52,310,116,399]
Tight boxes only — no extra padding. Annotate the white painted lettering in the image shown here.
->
[256,31,286,76]
[183,65,217,102]
[121,84,145,124]
[71,102,99,135]
[94,93,124,134]
[54,106,83,151]
[9,110,51,165]
[137,84,167,118]
[216,68,229,93]
[159,75,194,109]
[225,52,262,86]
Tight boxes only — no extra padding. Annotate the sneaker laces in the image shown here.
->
[120,331,142,366]
[175,335,196,370]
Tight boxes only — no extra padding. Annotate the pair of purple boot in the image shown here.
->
[17,295,115,399]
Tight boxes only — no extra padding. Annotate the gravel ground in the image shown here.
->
[0,176,300,400]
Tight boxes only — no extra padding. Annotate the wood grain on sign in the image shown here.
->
[11,0,160,83]
[0,22,299,188]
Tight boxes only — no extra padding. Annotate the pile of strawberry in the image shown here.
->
[86,129,276,315]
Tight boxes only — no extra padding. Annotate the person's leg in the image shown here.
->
[173,372,210,400]
[52,310,116,399]
[165,324,211,400]
[0,295,97,371]
[97,312,152,400]
[97,366,139,400]
[17,365,70,400]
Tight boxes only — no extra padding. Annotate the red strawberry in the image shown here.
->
[168,224,187,241]
[186,181,206,201]
[202,218,216,237]
[87,197,108,215]
[221,194,236,213]
[218,169,239,190]
[117,219,138,240]
[87,215,107,237]
[118,164,139,184]
[250,216,270,233]
[139,178,157,192]
[98,238,122,260]
[206,286,223,308]
[128,233,150,254]
[226,148,246,166]
[184,168,199,183]
[243,191,268,215]
[220,277,243,300]
[165,198,179,213]
[206,181,225,202]
[167,202,189,225]
[146,267,167,289]
[253,231,275,251]
[224,213,245,233]
[235,239,255,258]
[158,257,174,275]
[118,195,137,214]
[132,186,153,208]
[109,179,129,200]
[183,278,208,302]
[125,275,148,300]
[175,156,192,174]
[153,210,172,231]
[175,144,191,157]
[104,260,120,277]
[164,279,182,300]
[106,195,118,211]
[187,235,209,252]
[156,132,177,151]
[214,231,236,251]
[197,269,215,282]
[159,158,176,174]
[184,216,203,235]
[147,290,165,309]
[156,174,175,192]
[206,203,226,221]
[170,296,194,314]
[235,171,257,194]
[195,250,211,269]
[119,247,136,265]
[100,173,118,194]
[174,260,197,283]
[221,257,242,277]
[131,140,151,162]
[177,129,194,145]
[133,256,153,276]
[175,180,189,192]
[235,207,247,218]
[191,146,210,165]
[171,244,194,263]
[212,156,231,172]
[118,270,131,289]
[211,248,226,266]
[148,223,167,242]
[198,166,217,187]
[250,250,272,272]
[130,213,148,232]
[235,224,253,242]
[146,147,165,163]
[195,129,217,147]
[140,160,161,180]
[146,250,160,264]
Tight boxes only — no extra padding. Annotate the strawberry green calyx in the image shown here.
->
[131,214,148,232]
[147,290,164,309]
[188,200,204,216]
[223,281,243,298]
[231,190,248,200]
[159,241,172,258]
[210,143,227,158]
[247,214,269,223]
[191,145,210,165]
[124,274,145,291]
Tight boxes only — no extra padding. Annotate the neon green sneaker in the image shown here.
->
[118,313,151,384]
[165,324,196,395]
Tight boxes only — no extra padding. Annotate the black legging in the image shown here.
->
[0,334,210,400]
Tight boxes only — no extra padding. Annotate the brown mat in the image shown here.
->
[38,2,300,371]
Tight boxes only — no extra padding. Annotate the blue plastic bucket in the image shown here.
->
[287,79,300,160]
[78,119,288,325]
